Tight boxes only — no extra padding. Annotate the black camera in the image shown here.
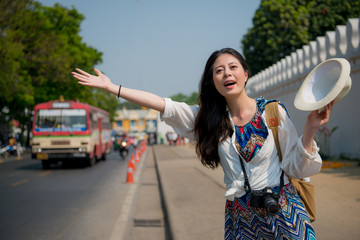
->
[250,187,280,214]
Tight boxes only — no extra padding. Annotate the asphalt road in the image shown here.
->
[3,144,358,240]
[0,148,134,240]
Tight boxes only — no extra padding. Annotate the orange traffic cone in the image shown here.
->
[140,141,145,154]
[127,159,133,170]
[126,166,134,183]
[135,150,140,163]
[131,154,136,171]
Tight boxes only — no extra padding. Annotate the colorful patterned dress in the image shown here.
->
[224,98,316,240]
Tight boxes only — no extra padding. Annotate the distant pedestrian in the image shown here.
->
[72,48,333,239]
[170,132,178,146]
[166,132,172,145]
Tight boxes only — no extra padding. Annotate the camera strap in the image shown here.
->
[238,154,285,195]
[238,154,252,193]
[236,101,287,195]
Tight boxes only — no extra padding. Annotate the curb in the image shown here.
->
[152,145,174,240]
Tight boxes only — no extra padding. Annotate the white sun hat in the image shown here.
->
[294,58,352,111]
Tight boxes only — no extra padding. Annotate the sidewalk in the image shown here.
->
[151,144,360,240]
[130,146,167,240]
[154,144,225,240]
[311,164,360,239]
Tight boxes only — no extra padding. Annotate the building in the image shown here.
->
[113,107,159,142]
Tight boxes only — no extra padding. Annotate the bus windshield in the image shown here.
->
[35,109,87,132]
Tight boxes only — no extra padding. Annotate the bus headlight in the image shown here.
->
[79,147,87,152]
[37,148,42,153]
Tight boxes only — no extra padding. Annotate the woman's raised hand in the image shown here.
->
[72,67,165,112]
[302,101,334,154]
[72,68,112,91]
[306,101,334,130]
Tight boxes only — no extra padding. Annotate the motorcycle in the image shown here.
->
[0,145,10,158]
[119,138,129,159]
[0,144,22,158]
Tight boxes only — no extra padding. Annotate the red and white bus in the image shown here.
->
[31,99,112,169]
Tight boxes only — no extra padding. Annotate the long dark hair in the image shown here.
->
[194,48,249,169]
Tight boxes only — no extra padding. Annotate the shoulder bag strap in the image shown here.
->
[265,101,285,189]
[265,102,282,161]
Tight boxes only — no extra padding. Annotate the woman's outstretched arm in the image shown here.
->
[72,68,165,113]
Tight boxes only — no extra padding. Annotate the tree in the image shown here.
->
[0,0,38,143]
[169,93,188,103]
[185,92,199,105]
[241,0,360,75]
[91,89,120,121]
[119,101,142,110]
[307,0,360,40]
[0,0,118,145]
[170,92,199,105]
[0,0,34,112]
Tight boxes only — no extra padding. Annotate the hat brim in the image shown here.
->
[294,58,352,111]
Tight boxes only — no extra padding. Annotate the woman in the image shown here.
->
[72,48,332,239]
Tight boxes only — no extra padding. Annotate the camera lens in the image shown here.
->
[264,195,280,214]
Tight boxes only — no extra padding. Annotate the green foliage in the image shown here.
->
[186,92,199,105]
[0,0,119,143]
[119,101,142,110]
[169,93,188,103]
[91,89,120,121]
[170,92,199,105]
[241,0,360,75]
[0,0,35,116]
[307,0,360,40]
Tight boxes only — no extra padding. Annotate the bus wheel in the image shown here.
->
[42,161,50,169]
[88,152,96,167]
[101,153,106,161]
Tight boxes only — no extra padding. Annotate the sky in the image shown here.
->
[38,0,261,99]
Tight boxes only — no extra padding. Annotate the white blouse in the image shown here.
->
[160,98,322,201]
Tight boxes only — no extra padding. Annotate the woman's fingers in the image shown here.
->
[323,101,334,120]
[94,68,102,76]
[72,72,89,82]
[316,101,334,126]
[72,67,110,91]
[77,81,91,86]
[75,68,91,77]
